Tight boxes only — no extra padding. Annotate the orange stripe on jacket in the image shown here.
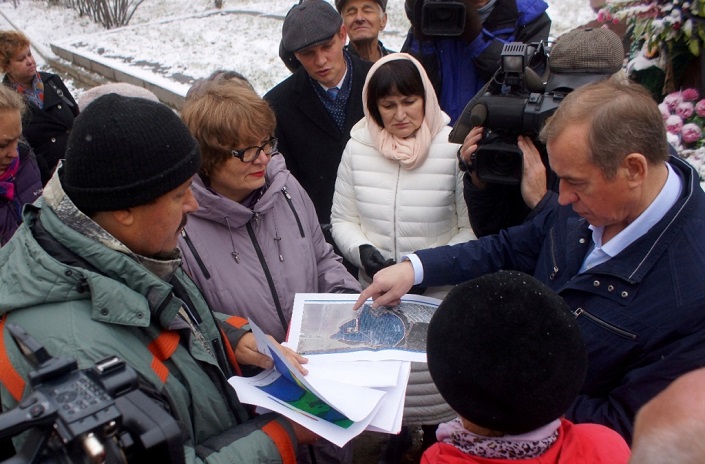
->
[220,316,249,377]
[225,316,249,329]
[262,420,296,464]
[147,331,179,384]
[0,315,27,402]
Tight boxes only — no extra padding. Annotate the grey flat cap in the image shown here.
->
[282,0,343,53]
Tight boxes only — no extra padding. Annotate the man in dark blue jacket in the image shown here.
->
[355,78,705,443]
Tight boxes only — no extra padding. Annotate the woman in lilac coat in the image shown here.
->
[179,80,360,344]
[179,80,360,464]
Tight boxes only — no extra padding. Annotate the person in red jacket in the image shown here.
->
[422,271,630,463]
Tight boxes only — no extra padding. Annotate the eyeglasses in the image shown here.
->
[230,137,279,163]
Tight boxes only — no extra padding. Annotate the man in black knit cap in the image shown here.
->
[0,94,315,463]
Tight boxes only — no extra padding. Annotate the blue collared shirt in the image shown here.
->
[579,162,682,272]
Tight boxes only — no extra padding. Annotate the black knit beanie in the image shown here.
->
[427,271,587,435]
[61,94,200,213]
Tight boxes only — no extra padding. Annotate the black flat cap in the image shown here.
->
[335,0,387,12]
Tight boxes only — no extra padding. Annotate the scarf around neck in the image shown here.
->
[437,417,560,460]
[0,156,20,201]
[10,71,44,109]
[362,53,450,170]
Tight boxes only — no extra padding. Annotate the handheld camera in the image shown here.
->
[0,324,184,464]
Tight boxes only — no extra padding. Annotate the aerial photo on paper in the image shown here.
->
[293,296,439,356]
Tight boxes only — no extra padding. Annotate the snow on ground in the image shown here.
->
[0,0,596,98]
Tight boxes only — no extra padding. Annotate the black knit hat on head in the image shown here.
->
[427,271,587,435]
[61,94,200,213]
[282,0,343,53]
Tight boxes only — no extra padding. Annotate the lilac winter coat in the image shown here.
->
[179,155,360,342]
[0,144,42,246]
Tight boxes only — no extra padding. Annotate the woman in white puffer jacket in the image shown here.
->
[331,53,476,457]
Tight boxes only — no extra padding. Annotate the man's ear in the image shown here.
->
[92,208,135,229]
[380,12,388,30]
[623,153,648,186]
[111,209,136,227]
[339,23,348,43]
[90,209,135,248]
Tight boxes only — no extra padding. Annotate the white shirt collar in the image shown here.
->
[582,162,681,271]
[320,68,348,92]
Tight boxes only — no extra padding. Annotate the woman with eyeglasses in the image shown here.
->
[180,79,359,464]
[179,78,360,347]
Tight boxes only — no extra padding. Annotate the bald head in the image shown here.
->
[631,368,705,463]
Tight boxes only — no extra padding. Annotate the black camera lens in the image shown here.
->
[475,142,524,185]
[421,1,466,37]
[490,152,517,175]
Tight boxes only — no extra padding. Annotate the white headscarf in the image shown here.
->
[362,53,450,170]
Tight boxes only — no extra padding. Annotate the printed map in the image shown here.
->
[292,296,439,356]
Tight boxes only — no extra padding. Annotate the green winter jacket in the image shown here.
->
[0,201,297,463]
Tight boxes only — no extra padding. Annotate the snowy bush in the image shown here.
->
[62,0,145,29]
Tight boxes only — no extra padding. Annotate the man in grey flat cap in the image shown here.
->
[265,0,371,278]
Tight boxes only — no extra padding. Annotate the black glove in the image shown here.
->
[359,245,395,278]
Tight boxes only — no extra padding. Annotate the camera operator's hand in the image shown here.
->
[235,332,309,375]
[359,244,396,278]
[460,126,488,189]
[517,135,547,209]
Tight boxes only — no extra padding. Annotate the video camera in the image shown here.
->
[448,41,560,185]
[449,28,625,185]
[418,0,467,37]
[0,324,184,464]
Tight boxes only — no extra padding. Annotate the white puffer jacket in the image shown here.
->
[331,119,475,297]
[331,116,476,426]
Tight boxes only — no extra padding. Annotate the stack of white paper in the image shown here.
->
[228,293,441,447]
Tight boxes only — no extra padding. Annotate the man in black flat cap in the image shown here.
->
[265,0,372,272]
[336,0,394,63]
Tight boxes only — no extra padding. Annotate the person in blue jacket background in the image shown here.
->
[401,0,551,124]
